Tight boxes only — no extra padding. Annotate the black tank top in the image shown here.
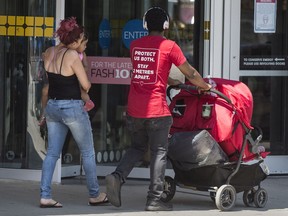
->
[47,49,81,100]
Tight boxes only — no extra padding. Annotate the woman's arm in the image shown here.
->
[82,52,88,73]
[69,50,91,92]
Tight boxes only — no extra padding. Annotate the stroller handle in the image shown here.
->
[168,84,232,104]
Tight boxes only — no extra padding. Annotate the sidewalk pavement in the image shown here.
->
[0,175,287,216]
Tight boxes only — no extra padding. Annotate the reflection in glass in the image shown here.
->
[241,76,288,155]
[0,0,56,169]
[63,0,198,167]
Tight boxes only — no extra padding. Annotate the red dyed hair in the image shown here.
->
[54,17,84,45]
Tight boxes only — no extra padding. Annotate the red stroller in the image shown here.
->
[162,78,269,211]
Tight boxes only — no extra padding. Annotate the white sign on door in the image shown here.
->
[254,0,277,33]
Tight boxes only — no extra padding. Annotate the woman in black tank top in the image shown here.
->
[40,17,108,208]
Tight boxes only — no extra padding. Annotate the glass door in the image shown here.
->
[229,0,288,174]
[0,0,57,181]
[64,0,203,178]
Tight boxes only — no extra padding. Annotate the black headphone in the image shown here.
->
[143,7,169,30]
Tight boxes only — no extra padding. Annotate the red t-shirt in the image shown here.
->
[128,35,186,118]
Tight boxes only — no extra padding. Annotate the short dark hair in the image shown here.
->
[144,7,169,32]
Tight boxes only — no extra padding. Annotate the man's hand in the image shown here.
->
[197,83,212,94]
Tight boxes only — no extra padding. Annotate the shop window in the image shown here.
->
[0,0,56,169]
[64,0,200,167]
[240,0,288,155]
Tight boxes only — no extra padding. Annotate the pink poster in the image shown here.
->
[256,0,276,2]
[87,56,132,85]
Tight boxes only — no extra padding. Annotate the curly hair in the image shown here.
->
[54,17,84,45]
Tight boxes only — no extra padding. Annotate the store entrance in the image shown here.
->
[230,0,288,174]
[63,0,204,178]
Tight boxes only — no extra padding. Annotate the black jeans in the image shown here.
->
[115,115,173,200]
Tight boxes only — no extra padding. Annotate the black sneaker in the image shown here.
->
[145,198,173,211]
[105,173,122,207]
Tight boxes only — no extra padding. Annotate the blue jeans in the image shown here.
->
[40,99,99,199]
[115,115,173,200]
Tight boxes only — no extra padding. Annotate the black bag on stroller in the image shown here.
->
[168,130,228,170]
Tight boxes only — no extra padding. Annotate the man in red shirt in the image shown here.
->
[106,7,211,211]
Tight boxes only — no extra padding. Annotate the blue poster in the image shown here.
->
[99,19,111,49]
[122,19,148,49]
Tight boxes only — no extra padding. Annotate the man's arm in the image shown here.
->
[177,61,211,91]
[168,77,182,86]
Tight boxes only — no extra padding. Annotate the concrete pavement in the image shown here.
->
[0,175,287,216]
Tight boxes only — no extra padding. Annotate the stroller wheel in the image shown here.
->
[254,188,268,208]
[215,185,236,211]
[243,188,256,207]
[161,176,176,202]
